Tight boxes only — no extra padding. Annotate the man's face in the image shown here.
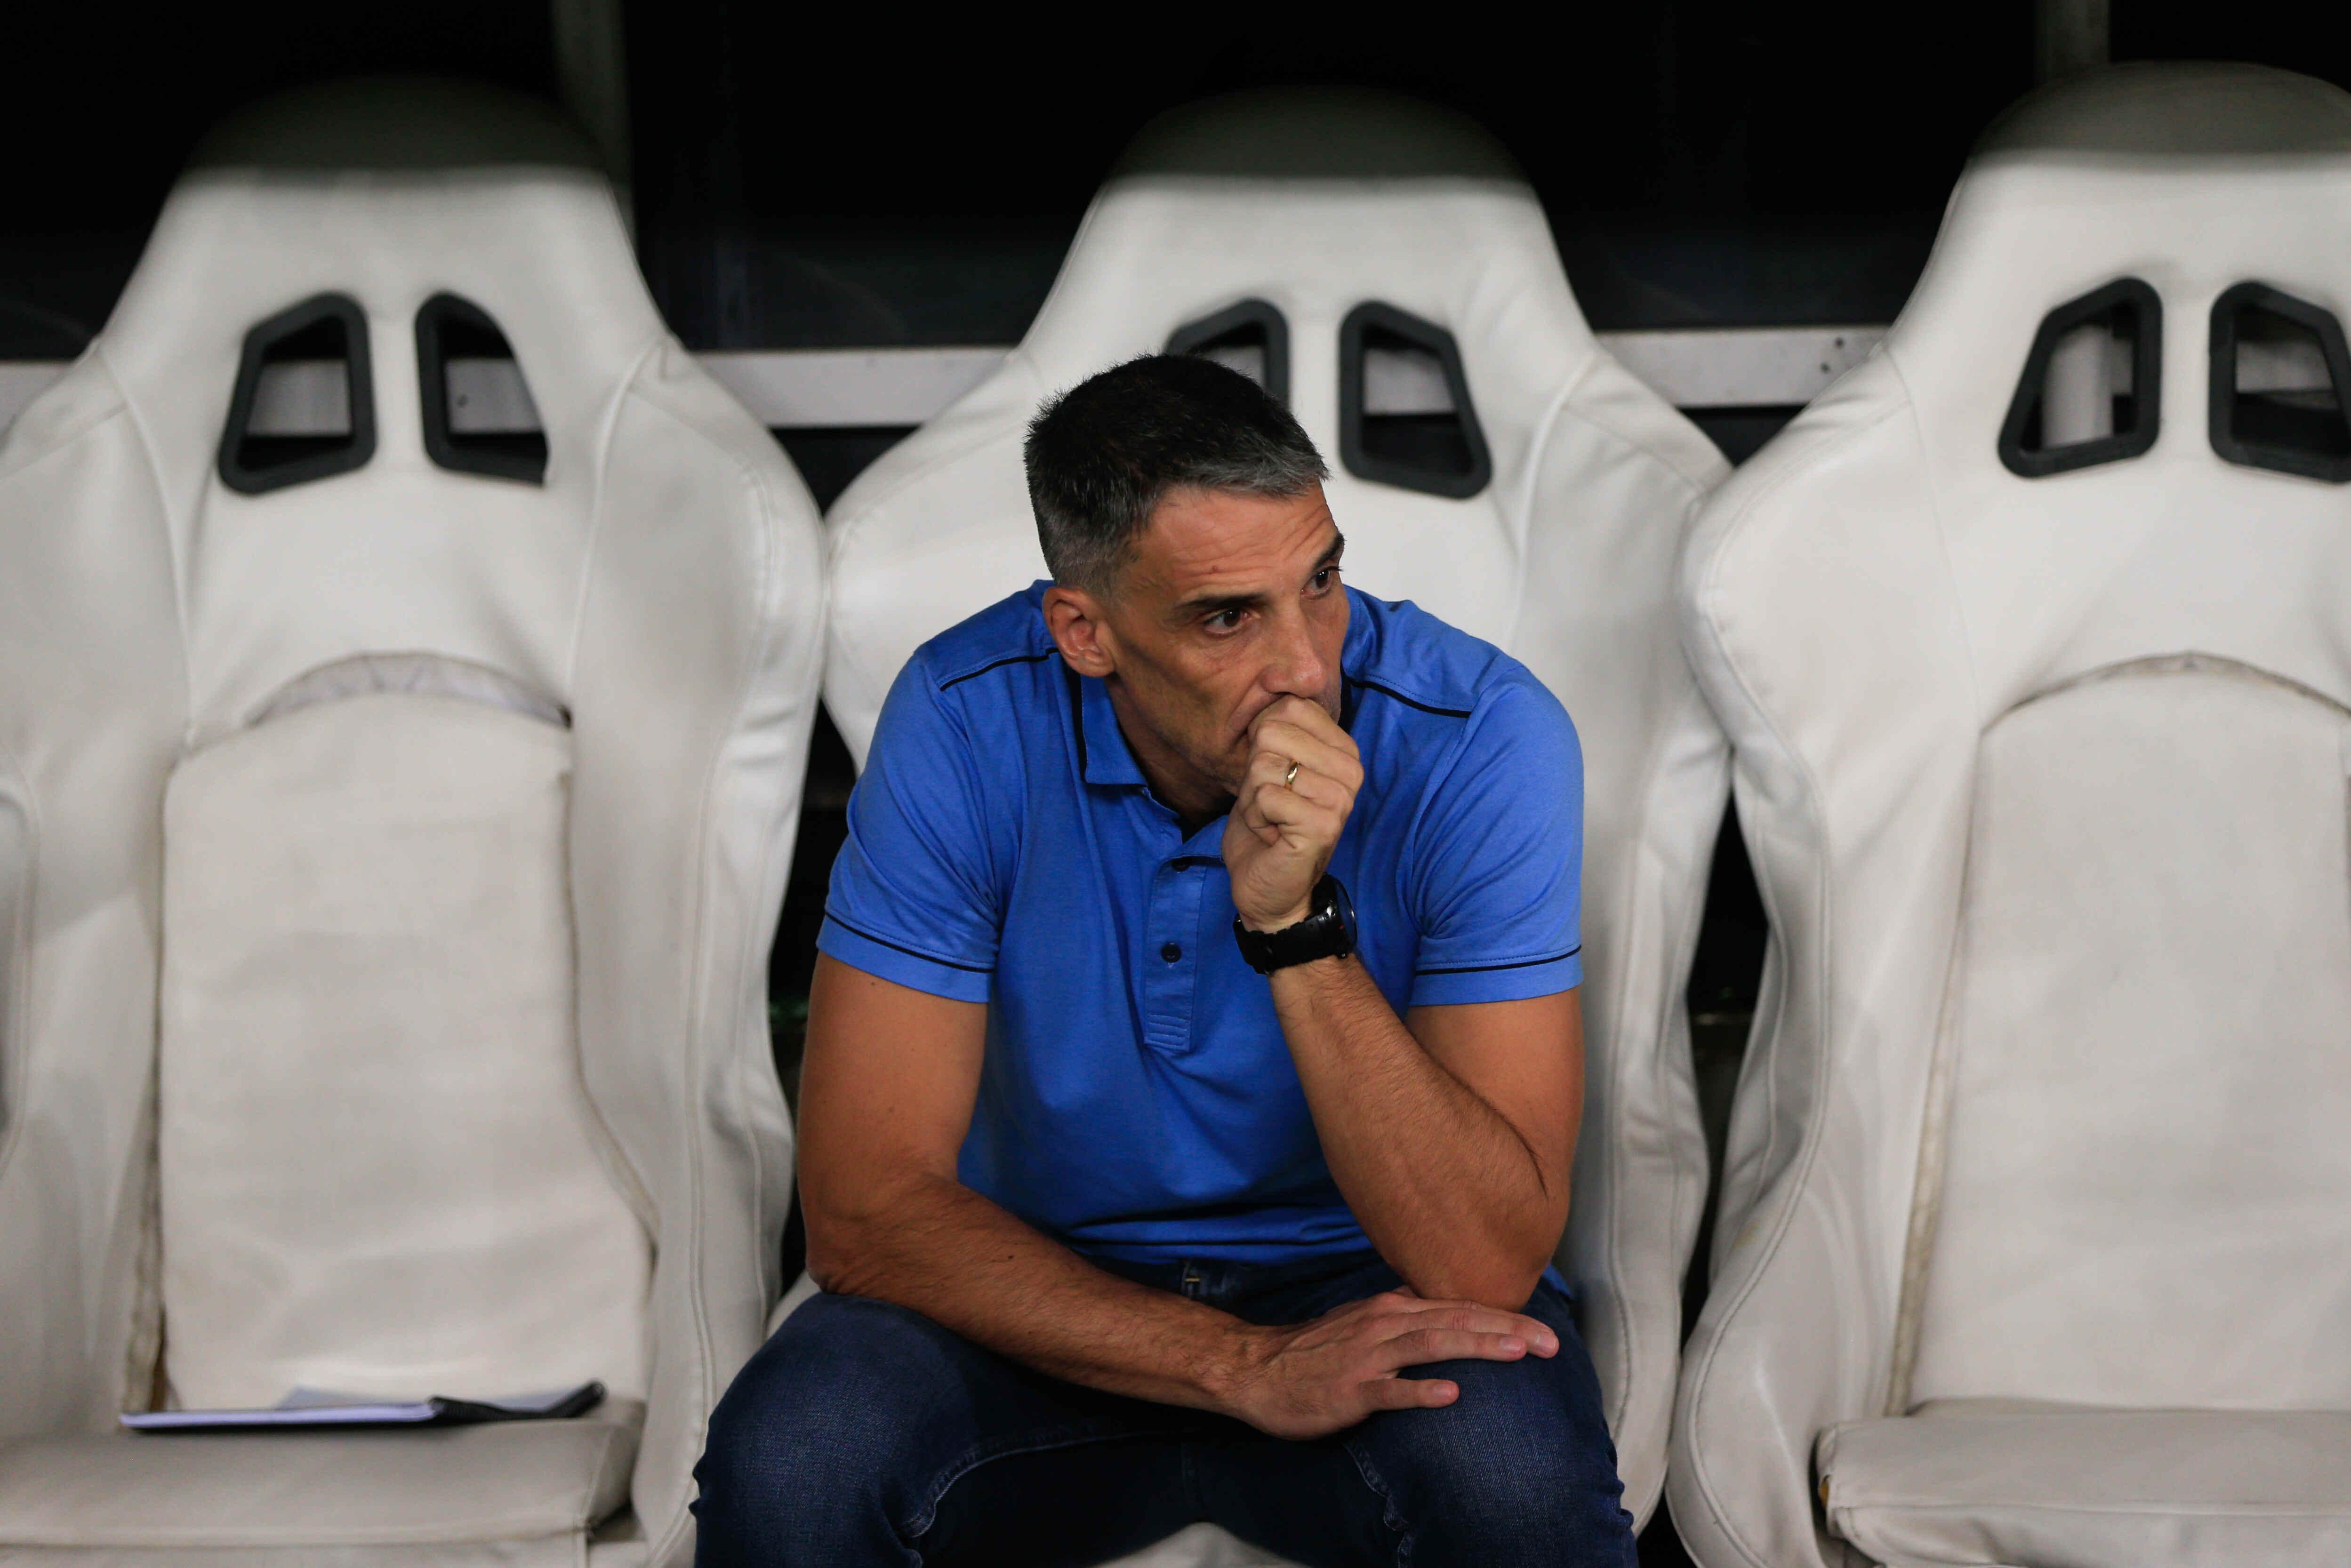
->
[1051,483,1348,800]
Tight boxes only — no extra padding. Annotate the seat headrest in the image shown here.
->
[1000,85,1596,461]
[1974,60,2351,161]
[825,86,1695,713]
[1691,60,2351,748]
[1111,87,1524,182]
[188,75,604,174]
[101,73,655,399]
[1867,63,2351,519]
[72,77,674,742]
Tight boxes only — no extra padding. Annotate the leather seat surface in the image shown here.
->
[1669,62,2351,1568]
[1819,1404,2351,1568]
[0,1414,640,1553]
[0,78,823,1568]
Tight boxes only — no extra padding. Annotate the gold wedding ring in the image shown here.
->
[1282,759,1301,789]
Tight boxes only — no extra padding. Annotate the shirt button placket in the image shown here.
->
[1142,859,1205,1054]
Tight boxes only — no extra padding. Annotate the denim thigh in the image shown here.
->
[694,1291,1199,1568]
[1194,1256,1639,1568]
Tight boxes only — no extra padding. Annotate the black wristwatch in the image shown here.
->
[1233,875,1357,974]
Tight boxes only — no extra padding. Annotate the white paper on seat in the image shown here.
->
[159,691,651,1409]
[121,1379,606,1431]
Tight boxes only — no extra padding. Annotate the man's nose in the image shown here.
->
[1261,609,1327,697]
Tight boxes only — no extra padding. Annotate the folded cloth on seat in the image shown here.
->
[1819,1401,2351,1567]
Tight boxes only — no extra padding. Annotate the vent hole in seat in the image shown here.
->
[1339,302,1492,499]
[417,293,548,484]
[1167,299,1290,406]
[1998,278,2160,479]
[2209,283,2351,483]
[218,294,375,495]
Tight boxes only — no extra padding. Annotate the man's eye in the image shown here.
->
[1308,567,1338,594]
[1205,609,1243,632]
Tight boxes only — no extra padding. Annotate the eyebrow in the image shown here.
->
[1173,531,1348,621]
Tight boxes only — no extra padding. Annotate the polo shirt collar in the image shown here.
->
[1072,667,1149,787]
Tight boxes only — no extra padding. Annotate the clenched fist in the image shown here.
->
[1222,695,1364,931]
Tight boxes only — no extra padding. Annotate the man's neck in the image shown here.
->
[1101,677,1231,830]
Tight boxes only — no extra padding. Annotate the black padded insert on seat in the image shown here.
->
[2208,282,2351,483]
[1167,299,1290,408]
[1338,302,1492,499]
[416,294,548,485]
[1998,278,2161,479]
[217,293,376,496]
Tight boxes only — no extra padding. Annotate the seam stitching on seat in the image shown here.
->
[0,734,43,1208]
[824,353,1052,711]
[1499,353,1598,656]
[95,347,196,752]
[1677,397,1911,1568]
[608,375,783,1568]
[1879,346,1986,1420]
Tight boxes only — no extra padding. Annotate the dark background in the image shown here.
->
[7,4,2349,1556]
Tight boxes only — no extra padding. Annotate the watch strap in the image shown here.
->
[1233,875,1356,973]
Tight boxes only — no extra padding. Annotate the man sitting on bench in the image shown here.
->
[696,354,1634,1567]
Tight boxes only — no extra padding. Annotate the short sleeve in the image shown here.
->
[1405,677,1584,1008]
[818,659,1002,1003]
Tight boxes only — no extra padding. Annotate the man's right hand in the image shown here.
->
[1222,1288,1559,1440]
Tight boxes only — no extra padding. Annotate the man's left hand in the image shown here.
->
[1224,695,1363,931]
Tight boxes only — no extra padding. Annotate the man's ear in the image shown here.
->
[1042,584,1117,678]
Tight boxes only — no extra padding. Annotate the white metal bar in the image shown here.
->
[698,346,1009,428]
[1601,325,1884,409]
[0,327,1894,440]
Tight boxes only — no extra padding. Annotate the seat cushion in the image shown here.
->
[0,1411,638,1562]
[1819,1402,2351,1566]
[158,688,651,1408]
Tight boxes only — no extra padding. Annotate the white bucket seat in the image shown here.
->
[1670,62,2351,1568]
[0,80,824,1566]
[821,88,1730,1547]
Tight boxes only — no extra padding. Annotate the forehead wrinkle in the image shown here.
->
[1151,498,1337,594]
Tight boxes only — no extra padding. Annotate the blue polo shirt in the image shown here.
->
[820,582,1583,1264]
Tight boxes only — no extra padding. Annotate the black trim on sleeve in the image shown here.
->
[938,651,1057,691]
[1416,945,1581,977]
[822,913,995,975]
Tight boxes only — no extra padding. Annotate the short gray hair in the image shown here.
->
[1023,354,1328,594]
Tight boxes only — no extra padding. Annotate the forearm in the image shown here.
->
[807,1171,1265,1411]
[1269,956,1565,1305]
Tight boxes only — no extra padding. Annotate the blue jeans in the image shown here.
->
[693,1249,1636,1567]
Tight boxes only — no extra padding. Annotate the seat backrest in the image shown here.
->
[1670,62,2351,1568]
[824,87,1728,1526]
[0,79,824,1564]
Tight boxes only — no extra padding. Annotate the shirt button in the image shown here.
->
[1161,942,1183,963]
